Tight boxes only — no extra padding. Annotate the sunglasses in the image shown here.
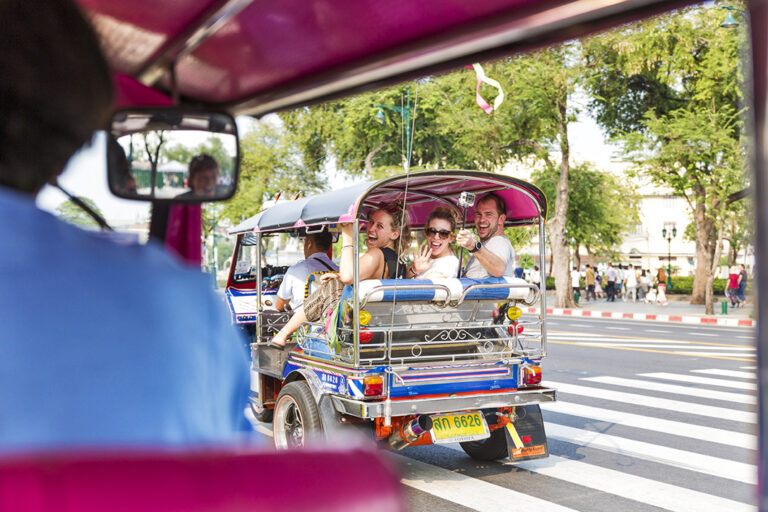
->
[425,227,453,238]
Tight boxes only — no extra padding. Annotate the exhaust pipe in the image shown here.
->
[388,415,433,450]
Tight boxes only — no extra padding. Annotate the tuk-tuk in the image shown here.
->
[226,170,556,460]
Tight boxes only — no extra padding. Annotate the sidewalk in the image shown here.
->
[525,292,756,328]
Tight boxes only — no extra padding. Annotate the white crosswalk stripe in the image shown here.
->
[544,422,756,484]
[582,376,756,404]
[541,401,756,449]
[693,368,757,379]
[548,380,757,422]
[639,372,758,390]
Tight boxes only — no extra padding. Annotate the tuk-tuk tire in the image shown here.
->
[249,403,274,423]
[273,381,323,448]
[459,428,508,461]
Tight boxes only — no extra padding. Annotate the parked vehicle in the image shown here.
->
[226,170,555,460]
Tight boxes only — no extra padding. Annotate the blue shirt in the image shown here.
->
[0,187,250,452]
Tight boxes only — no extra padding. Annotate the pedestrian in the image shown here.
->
[655,267,668,305]
[737,264,748,307]
[585,264,596,302]
[531,265,542,290]
[727,265,741,307]
[595,273,604,299]
[571,266,581,302]
[638,269,649,301]
[606,263,618,302]
[615,264,624,298]
[624,264,638,303]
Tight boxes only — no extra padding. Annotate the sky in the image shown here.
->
[36,110,626,226]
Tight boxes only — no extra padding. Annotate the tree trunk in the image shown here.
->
[551,100,576,308]
[704,229,724,315]
[574,242,581,270]
[690,187,716,305]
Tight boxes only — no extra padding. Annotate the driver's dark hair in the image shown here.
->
[309,231,333,252]
[478,192,507,217]
[188,154,219,181]
[0,0,114,194]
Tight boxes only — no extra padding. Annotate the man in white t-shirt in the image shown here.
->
[456,193,516,278]
[275,231,338,311]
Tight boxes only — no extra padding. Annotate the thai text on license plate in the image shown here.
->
[430,411,490,444]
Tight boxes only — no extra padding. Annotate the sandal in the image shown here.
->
[267,340,287,350]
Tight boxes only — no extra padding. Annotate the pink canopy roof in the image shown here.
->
[78,0,691,116]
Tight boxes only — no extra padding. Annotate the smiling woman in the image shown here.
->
[409,206,459,279]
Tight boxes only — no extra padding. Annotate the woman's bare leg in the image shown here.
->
[271,306,308,346]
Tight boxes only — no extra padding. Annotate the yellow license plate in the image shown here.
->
[430,411,490,444]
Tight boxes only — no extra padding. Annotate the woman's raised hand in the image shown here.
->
[412,243,433,275]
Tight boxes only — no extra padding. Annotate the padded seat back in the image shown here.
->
[344,276,535,304]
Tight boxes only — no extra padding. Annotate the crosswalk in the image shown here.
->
[248,365,758,511]
[546,330,756,361]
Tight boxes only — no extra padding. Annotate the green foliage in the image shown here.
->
[532,163,639,256]
[519,253,534,268]
[54,197,105,230]
[666,276,728,295]
[218,119,326,225]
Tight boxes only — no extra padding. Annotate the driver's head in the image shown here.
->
[0,0,113,195]
[188,154,219,197]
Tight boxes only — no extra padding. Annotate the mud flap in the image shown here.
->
[505,404,549,461]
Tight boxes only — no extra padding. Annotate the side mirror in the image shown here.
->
[108,108,239,202]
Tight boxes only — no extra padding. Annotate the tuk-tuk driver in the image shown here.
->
[275,231,339,311]
[456,193,516,278]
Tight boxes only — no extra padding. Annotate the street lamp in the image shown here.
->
[720,5,746,28]
[374,86,415,171]
[662,225,677,286]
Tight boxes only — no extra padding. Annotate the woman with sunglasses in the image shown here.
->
[408,207,460,279]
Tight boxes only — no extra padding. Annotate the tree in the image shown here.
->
[55,196,105,230]
[218,119,326,225]
[582,4,748,314]
[533,163,639,267]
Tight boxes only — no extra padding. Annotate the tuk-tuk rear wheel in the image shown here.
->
[459,427,508,461]
[273,381,322,449]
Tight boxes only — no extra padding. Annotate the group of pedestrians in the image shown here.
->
[574,263,669,305]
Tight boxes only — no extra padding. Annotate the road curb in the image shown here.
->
[525,307,755,328]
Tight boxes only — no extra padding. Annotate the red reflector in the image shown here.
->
[508,324,524,335]
[359,330,374,343]
[363,376,383,396]
[523,366,542,385]
[522,435,532,443]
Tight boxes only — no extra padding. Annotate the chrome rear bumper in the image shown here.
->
[331,387,556,419]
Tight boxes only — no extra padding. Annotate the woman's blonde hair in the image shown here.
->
[371,200,412,260]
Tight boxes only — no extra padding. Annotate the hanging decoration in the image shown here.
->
[467,63,504,114]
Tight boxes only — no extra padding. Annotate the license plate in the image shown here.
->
[430,411,490,444]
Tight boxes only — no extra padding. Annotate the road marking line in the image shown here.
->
[541,402,756,449]
[574,343,752,350]
[693,369,757,380]
[549,330,752,348]
[647,329,671,333]
[741,366,757,370]
[549,340,757,362]
[441,445,755,512]
[548,381,756,423]
[393,453,580,512]
[674,351,759,358]
[639,372,757,390]
[583,376,756,404]
[738,336,753,339]
[544,422,756,484]
[695,333,717,337]
[606,327,630,330]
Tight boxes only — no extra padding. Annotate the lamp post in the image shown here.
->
[374,87,414,171]
[720,5,746,28]
[662,225,677,286]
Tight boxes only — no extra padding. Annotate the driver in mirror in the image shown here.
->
[178,153,220,199]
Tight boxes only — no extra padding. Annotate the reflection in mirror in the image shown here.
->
[108,110,239,202]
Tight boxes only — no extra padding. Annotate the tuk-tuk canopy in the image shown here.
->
[230,170,546,235]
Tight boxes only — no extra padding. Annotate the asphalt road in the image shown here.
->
[251,318,758,511]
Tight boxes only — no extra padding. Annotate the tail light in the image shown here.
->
[523,366,542,385]
[359,330,374,343]
[363,375,384,396]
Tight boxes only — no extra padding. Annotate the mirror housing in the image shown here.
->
[108,108,239,202]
